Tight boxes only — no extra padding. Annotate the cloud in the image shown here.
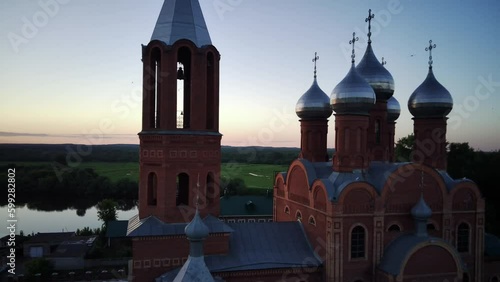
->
[0,131,49,137]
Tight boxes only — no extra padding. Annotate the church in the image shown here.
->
[126,1,500,281]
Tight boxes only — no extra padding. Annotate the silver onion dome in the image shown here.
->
[408,68,453,118]
[296,78,333,119]
[331,64,376,115]
[387,96,400,122]
[356,44,395,101]
[411,195,432,220]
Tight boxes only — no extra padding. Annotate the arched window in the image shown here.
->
[375,119,381,144]
[308,216,316,226]
[427,223,436,231]
[457,222,470,253]
[388,224,401,232]
[351,226,366,259]
[206,52,215,130]
[150,47,161,129]
[177,47,191,129]
[206,172,215,204]
[176,173,189,206]
[147,172,157,206]
[296,210,302,221]
[284,206,290,214]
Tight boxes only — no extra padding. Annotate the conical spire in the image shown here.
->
[151,0,212,47]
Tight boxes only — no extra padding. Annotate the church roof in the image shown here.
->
[157,221,322,280]
[291,159,471,202]
[151,0,212,47]
[127,214,233,237]
[205,221,322,272]
[485,233,500,257]
[219,195,273,216]
[378,234,463,276]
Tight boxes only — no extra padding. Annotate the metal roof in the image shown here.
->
[378,234,463,276]
[151,0,212,47]
[485,233,500,257]
[127,214,233,237]
[293,159,470,202]
[219,195,273,216]
[205,221,322,272]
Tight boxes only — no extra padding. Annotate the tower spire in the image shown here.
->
[426,40,437,69]
[312,52,319,79]
[349,32,359,64]
[365,9,375,44]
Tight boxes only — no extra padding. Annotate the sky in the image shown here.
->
[1,0,500,151]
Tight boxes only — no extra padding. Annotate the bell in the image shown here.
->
[177,67,184,80]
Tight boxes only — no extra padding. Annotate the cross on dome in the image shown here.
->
[312,52,319,78]
[349,32,359,64]
[426,40,437,68]
[365,9,375,44]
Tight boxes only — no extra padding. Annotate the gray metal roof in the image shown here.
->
[156,221,321,280]
[485,233,500,257]
[378,234,463,276]
[293,159,468,202]
[205,221,322,272]
[127,214,233,237]
[151,0,212,47]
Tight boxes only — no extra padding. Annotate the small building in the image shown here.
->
[23,232,75,258]
[49,236,97,270]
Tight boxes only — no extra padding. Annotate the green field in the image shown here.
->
[2,162,288,189]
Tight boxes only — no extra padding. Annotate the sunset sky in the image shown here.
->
[1,0,499,151]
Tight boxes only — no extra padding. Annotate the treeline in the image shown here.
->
[221,146,335,164]
[0,144,139,163]
[0,144,335,165]
[0,164,137,211]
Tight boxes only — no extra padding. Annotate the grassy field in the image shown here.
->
[2,162,288,189]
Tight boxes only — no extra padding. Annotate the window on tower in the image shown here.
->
[150,47,161,129]
[206,172,215,204]
[457,222,470,253]
[147,172,157,206]
[206,52,215,130]
[375,119,381,144]
[177,47,191,129]
[350,225,366,259]
[176,173,189,206]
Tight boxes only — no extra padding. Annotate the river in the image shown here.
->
[0,205,137,237]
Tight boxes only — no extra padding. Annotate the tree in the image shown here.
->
[96,199,117,231]
[394,134,414,162]
[447,142,475,179]
[25,258,54,281]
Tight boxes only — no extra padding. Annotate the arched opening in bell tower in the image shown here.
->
[206,172,215,204]
[177,47,192,129]
[206,52,215,130]
[176,173,189,206]
[147,172,157,206]
[150,47,161,129]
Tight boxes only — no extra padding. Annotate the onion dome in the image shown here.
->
[185,208,209,240]
[356,44,395,101]
[411,195,432,220]
[387,96,401,122]
[296,78,333,119]
[408,67,453,118]
[331,63,376,115]
[408,40,453,118]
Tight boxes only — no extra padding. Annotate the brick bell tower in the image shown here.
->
[138,0,221,223]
